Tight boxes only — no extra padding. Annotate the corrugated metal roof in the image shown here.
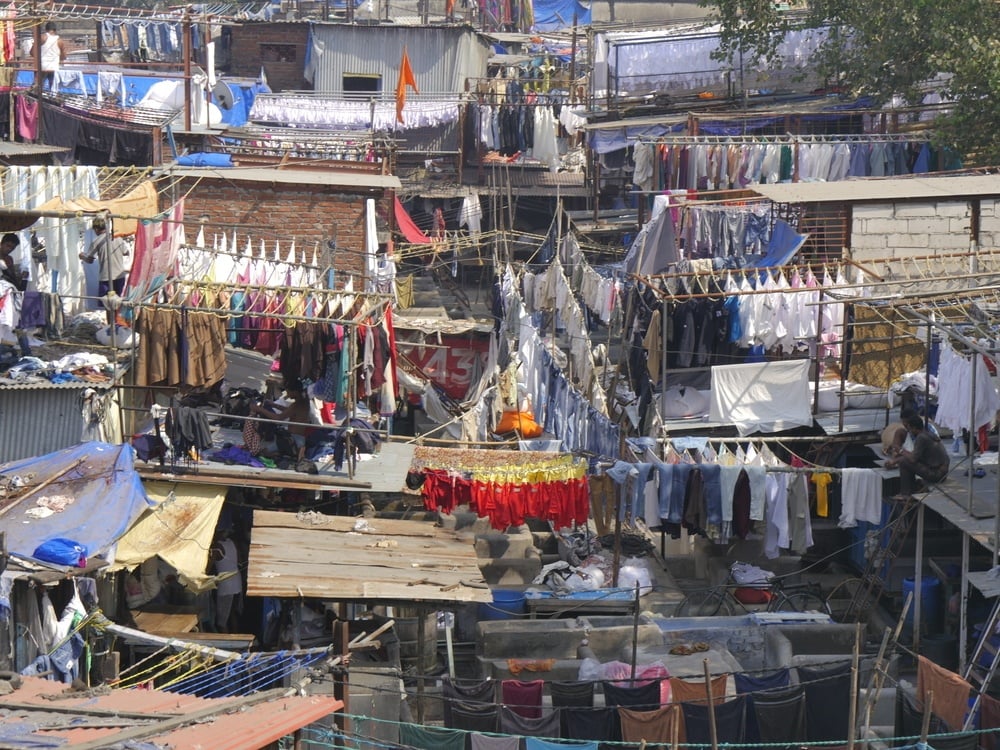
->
[7,676,343,749]
[0,141,69,156]
[136,440,417,494]
[752,174,1000,204]
[163,165,401,189]
[0,377,115,390]
[0,388,111,463]
[246,509,491,603]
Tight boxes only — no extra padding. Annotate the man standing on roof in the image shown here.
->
[79,215,130,298]
[39,22,67,89]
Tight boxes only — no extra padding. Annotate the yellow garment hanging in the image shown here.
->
[811,472,832,517]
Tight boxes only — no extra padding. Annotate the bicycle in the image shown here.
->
[674,570,831,617]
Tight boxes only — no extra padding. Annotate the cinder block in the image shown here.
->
[851,232,888,249]
[864,218,905,234]
[853,204,893,220]
[892,202,938,219]
[907,218,949,234]
[928,234,965,249]
[935,202,972,218]
[889,233,929,248]
[950,218,972,234]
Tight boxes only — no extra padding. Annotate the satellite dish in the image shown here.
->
[212,80,235,110]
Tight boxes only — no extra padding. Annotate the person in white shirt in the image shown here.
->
[39,22,67,89]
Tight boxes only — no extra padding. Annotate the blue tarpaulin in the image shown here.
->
[0,443,152,566]
[532,0,590,31]
[752,219,808,268]
[15,72,268,127]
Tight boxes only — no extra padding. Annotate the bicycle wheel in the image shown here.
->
[774,591,832,615]
[675,589,736,617]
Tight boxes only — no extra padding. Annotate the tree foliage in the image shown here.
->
[706,0,1000,164]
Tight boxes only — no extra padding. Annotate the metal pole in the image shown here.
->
[703,659,718,750]
[660,298,668,424]
[32,7,42,142]
[182,12,192,131]
[968,353,978,515]
[612,480,623,586]
[813,299,824,416]
[630,581,640,680]
[960,532,970,674]
[848,622,861,750]
[913,504,925,653]
[416,605,426,724]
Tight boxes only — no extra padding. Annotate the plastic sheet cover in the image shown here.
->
[0,442,153,566]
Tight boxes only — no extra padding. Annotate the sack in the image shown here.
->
[275,427,297,457]
[296,458,319,474]
[132,433,167,463]
[243,419,262,456]
[496,409,543,438]
[33,538,88,567]
[220,387,260,427]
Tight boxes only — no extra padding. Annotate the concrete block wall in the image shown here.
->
[850,200,976,262]
[167,176,387,278]
[979,199,1000,248]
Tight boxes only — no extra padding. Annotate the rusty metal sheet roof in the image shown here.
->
[246,509,491,603]
[6,676,342,749]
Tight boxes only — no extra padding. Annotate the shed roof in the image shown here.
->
[246,509,491,603]
[164,165,402,190]
[752,174,1000,204]
[2,676,342,749]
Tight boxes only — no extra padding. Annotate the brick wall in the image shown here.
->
[166,176,388,279]
[229,22,310,92]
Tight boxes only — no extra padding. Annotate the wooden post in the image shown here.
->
[920,690,935,744]
[847,622,861,750]
[703,659,718,750]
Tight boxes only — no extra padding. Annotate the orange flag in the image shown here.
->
[395,46,419,124]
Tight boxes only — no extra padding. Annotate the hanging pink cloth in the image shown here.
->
[128,199,184,297]
[393,196,431,244]
[16,95,37,141]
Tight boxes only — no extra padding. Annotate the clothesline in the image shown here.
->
[130,295,393,327]
[629,132,933,146]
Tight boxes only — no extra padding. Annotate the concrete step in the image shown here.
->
[475,532,538,559]
[478,557,542,586]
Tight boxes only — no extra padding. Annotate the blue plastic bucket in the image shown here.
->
[903,576,943,635]
[478,589,526,621]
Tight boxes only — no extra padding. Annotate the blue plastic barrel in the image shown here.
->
[903,576,943,635]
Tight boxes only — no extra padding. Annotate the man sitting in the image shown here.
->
[885,413,950,496]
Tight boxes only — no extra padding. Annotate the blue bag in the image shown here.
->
[33,538,88,567]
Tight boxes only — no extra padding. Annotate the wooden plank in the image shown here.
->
[247,557,475,586]
[252,510,459,539]
[248,531,478,567]
[245,575,489,602]
[131,611,199,634]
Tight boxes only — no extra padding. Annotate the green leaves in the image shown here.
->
[706,0,1000,163]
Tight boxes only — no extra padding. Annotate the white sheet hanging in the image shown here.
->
[709,359,812,435]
